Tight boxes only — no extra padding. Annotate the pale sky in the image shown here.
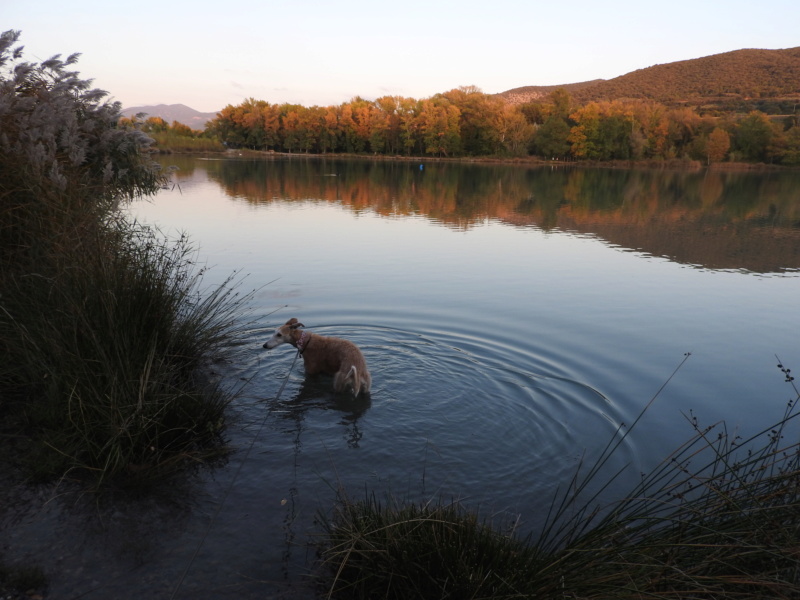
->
[6,0,799,114]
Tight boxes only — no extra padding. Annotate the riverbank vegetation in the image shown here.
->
[119,114,225,153]
[319,359,800,598]
[204,86,800,165]
[0,30,245,486]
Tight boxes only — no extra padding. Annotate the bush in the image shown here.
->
[0,30,246,485]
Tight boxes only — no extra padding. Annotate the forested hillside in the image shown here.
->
[500,47,800,114]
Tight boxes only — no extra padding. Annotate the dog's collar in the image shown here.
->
[296,331,310,354]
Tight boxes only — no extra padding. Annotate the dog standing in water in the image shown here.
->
[262,318,371,397]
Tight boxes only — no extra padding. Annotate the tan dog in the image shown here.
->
[263,318,371,396]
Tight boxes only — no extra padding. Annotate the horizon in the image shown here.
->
[7,0,800,113]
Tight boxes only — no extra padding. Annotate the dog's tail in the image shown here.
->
[341,365,361,396]
[344,365,360,394]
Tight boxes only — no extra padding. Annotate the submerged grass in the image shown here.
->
[318,358,800,599]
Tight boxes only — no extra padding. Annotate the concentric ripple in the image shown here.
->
[226,322,636,520]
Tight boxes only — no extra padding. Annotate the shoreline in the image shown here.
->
[157,147,792,172]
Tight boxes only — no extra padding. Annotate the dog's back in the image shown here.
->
[306,335,371,395]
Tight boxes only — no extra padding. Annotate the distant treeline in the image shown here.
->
[126,87,800,165]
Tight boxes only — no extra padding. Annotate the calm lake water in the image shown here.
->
[3,156,800,598]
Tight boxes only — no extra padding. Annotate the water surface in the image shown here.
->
[3,157,799,599]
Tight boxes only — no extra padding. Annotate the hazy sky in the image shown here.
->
[6,0,798,113]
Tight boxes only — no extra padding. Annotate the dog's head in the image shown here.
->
[262,318,304,349]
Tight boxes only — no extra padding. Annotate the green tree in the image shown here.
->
[532,116,571,158]
[734,111,777,162]
[780,126,800,165]
[442,86,502,155]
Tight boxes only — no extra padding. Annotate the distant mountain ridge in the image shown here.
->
[120,103,218,129]
[498,47,800,108]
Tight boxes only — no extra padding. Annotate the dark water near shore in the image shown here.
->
[2,157,799,598]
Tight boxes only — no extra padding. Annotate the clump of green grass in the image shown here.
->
[318,358,800,599]
[321,495,543,599]
[3,219,249,485]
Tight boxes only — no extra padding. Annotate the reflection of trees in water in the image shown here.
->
[189,157,800,272]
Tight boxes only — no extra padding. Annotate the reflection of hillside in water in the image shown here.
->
[175,157,800,274]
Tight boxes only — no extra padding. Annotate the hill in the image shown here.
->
[120,103,218,129]
[499,47,800,111]
[498,80,604,105]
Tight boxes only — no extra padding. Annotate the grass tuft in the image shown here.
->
[1,219,249,485]
[320,494,543,599]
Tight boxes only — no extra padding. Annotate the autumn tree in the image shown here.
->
[633,102,670,158]
[319,106,339,153]
[170,121,195,137]
[277,104,305,152]
[705,127,731,164]
[208,104,246,147]
[568,102,602,159]
[142,116,168,133]
[667,107,703,158]
[419,97,461,156]
[495,104,535,156]
[375,96,403,154]
[442,86,503,155]
[260,102,281,149]
[397,97,421,155]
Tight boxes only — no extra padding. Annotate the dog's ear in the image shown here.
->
[291,321,305,330]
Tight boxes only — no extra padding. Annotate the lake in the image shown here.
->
[3,156,799,598]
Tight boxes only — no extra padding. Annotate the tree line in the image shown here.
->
[130,86,800,165]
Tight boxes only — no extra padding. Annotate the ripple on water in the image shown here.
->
[230,323,636,521]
